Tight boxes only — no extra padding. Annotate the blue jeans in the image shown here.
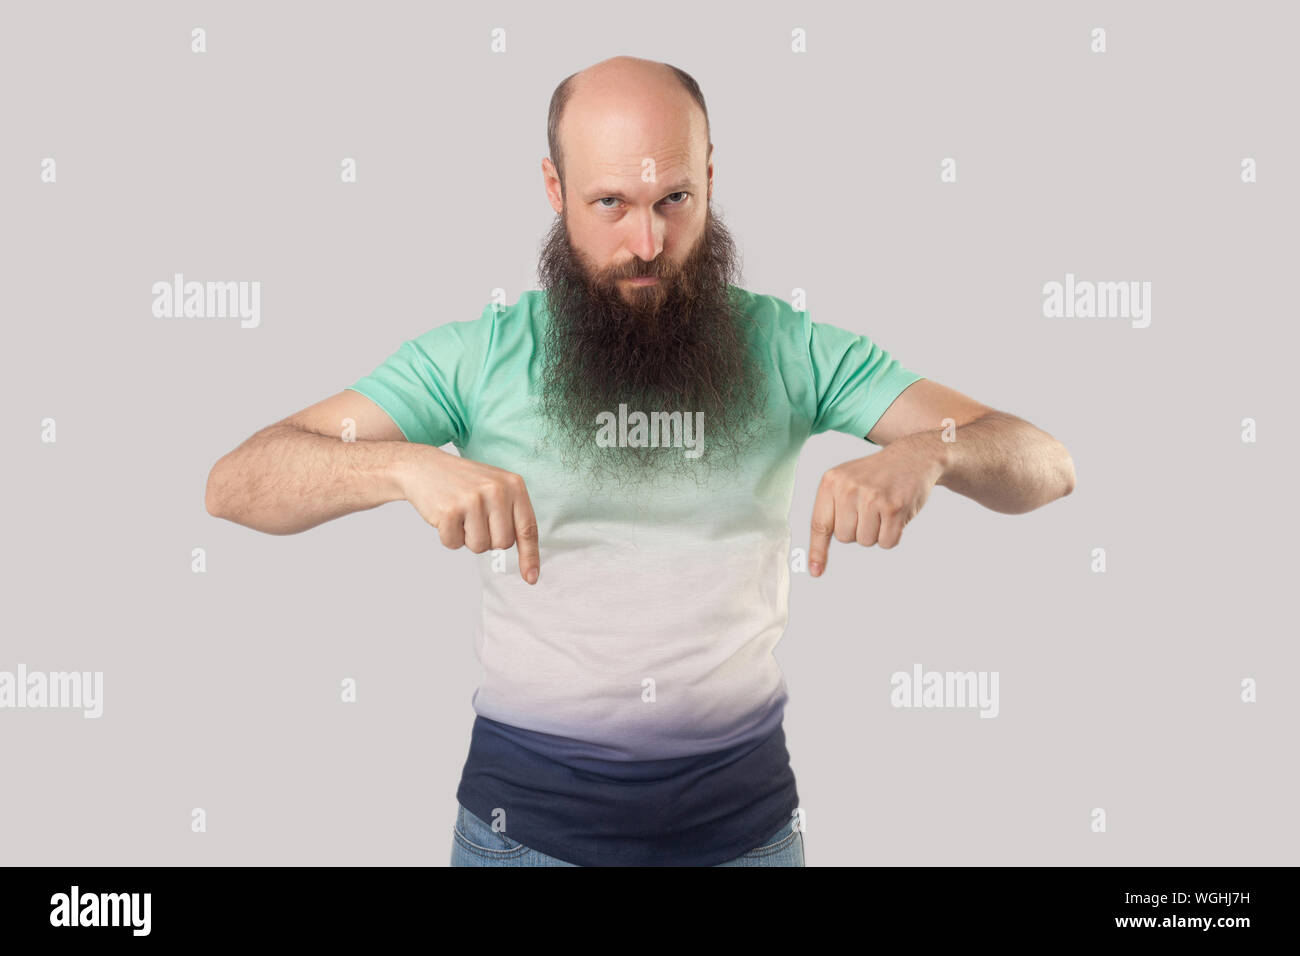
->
[450,802,805,867]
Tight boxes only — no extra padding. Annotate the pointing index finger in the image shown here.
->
[809,479,835,577]
[513,487,540,584]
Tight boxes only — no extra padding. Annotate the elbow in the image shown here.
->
[204,459,228,519]
[1057,445,1076,498]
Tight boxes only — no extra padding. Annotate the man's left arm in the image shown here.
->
[808,379,1076,576]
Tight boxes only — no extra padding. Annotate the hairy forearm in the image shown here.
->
[205,423,424,534]
[901,410,1075,514]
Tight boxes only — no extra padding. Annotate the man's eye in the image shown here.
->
[597,197,619,208]
[663,191,688,205]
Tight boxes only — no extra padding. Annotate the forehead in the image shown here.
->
[562,92,707,196]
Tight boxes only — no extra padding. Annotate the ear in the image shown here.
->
[542,157,564,214]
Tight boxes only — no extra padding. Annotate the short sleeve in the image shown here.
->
[345,307,495,447]
[805,313,924,442]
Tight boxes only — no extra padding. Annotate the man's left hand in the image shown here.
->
[807,438,944,576]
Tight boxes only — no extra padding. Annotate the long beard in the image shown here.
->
[534,204,768,492]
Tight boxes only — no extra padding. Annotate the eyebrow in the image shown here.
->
[584,180,697,202]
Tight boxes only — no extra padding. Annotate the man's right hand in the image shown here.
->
[400,446,541,585]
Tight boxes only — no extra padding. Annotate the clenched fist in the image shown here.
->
[399,446,541,584]
[808,440,944,576]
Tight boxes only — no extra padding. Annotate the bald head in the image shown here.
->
[546,56,712,200]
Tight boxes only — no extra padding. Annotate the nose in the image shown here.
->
[625,208,663,267]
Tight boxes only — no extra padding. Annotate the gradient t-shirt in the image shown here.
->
[346,286,924,865]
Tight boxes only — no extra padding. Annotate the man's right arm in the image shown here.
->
[204,389,429,535]
[203,389,542,583]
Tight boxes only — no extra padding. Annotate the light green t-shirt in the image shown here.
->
[346,286,924,761]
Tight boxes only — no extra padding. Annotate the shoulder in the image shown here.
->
[730,284,808,330]
[397,296,527,373]
[408,291,539,349]
[727,285,810,354]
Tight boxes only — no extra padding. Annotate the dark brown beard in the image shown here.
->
[534,203,768,491]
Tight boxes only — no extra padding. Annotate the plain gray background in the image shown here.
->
[2,1,1295,866]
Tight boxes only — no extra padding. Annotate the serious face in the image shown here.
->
[535,65,768,491]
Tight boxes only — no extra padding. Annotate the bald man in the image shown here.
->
[205,55,1076,867]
